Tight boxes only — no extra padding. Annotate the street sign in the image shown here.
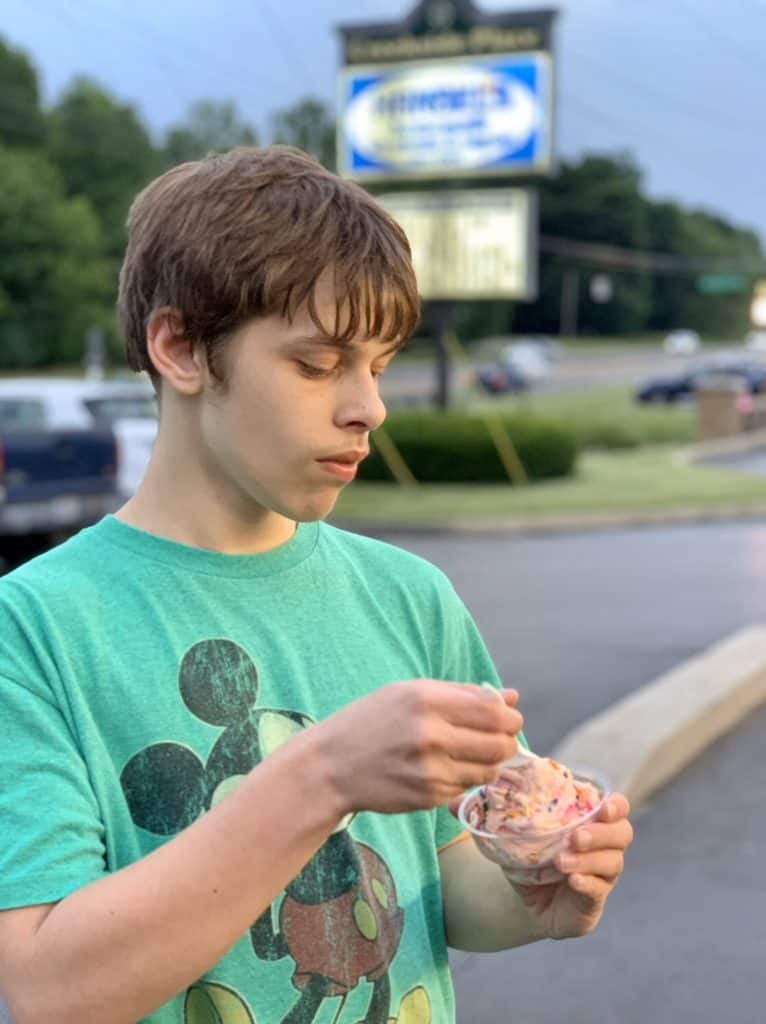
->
[378,188,537,300]
[338,52,552,182]
[696,273,747,295]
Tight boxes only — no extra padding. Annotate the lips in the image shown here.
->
[316,450,368,483]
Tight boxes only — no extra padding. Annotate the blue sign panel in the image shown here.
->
[338,51,552,182]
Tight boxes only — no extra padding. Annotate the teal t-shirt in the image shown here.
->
[0,516,508,1024]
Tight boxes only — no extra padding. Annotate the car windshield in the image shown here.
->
[83,396,157,422]
[0,398,47,432]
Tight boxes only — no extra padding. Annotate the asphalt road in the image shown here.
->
[380,343,766,404]
[371,523,766,1024]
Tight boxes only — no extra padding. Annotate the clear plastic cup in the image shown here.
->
[457,766,611,885]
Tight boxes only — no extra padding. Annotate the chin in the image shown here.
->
[279,490,341,524]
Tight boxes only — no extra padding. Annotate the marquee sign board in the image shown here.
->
[337,1,557,183]
[378,188,537,300]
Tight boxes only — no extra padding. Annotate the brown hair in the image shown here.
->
[118,145,420,386]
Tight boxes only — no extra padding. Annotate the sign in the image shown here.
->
[589,274,613,303]
[696,273,747,295]
[338,52,551,182]
[339,1,557,65]
[378,188,537,300]
[337,1,557,183]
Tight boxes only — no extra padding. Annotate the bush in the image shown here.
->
[359,411,579,484]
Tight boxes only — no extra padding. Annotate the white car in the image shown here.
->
[663,329,701,356]
[744,330,766,352]
[0,377,157,499]
[500,342,551,383]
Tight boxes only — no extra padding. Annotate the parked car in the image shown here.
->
[663,329,701,356]
[500,342,551,383]
[476,361,529,395]
[635,361,766,403]
[0,426,118,567]
[0,377,157,498]
[744,330,766,352]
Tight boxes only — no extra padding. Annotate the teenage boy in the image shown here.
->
[0,147,633,1024]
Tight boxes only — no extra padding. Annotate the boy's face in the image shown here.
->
[194,279,400,523]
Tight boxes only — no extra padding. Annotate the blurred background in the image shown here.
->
[0,3,764,1022]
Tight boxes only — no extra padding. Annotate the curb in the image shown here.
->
[332,504,766,538]
[551,625,766,808]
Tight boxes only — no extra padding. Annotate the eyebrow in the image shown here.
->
[288,333,404,356]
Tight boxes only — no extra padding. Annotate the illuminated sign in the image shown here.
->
[339,52,551,181]
[378,188,537,300]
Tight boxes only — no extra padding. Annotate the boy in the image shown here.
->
[0,146,632,1024]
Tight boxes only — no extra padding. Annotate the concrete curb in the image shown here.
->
[551,625,766,808]
[675,427,766,464]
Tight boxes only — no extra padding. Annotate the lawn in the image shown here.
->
[332,445,766,526]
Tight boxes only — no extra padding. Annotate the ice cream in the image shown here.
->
[466,756,601,835]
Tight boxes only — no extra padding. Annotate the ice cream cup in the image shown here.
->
[457,766,611,885]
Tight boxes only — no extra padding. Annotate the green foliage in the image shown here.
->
[0,147,112,368]
[0,38,46,147]
[47,77,160,258]
[514,153,653,337]
[358,411,579,483]
[163,100,258,166]
[498,386,696,450]
[271,97,336,171]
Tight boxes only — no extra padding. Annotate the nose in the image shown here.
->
[334,369,387,433]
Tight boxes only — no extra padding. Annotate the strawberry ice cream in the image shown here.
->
[467,756,601,835]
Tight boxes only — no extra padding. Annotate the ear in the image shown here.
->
[146,309,206,396]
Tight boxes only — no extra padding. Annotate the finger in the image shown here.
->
[569,819,634,854]
[556,849,625,881]
[443,724,520,766]
[448,692,525,736]
[566,872,614,905]
[596,792,631,823]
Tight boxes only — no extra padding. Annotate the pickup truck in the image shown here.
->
[0,376,157,568]
[0,427,118,567]
[0,376,157,498]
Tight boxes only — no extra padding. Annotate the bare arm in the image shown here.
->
[0,726,344,1024]
[0,680,523,1024]
[439,836,547,952]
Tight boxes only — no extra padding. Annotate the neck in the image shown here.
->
[114,426,297,556]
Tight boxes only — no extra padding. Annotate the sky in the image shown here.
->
[3,0,766,244]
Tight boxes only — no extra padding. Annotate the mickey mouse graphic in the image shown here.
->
[121,639,421,1024]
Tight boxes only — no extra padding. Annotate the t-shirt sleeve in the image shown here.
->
[0,671,106,908]
[430,576,529,851]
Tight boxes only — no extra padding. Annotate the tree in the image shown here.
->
[47,77,160,258]
[0,36,46,148]
[513,153,653,336]
[271,97,336,171]
[163,100,258,166]
[0,146,113,368]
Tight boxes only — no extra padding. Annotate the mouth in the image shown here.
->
[316,450,368,483]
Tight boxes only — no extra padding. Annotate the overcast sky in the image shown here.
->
[4,0,766,243]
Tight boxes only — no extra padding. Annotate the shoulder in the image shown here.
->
[315,523,468,629]
[0,527,104,621]
[318,522,455,594]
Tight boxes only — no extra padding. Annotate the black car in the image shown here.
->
[476,361,530,395]
[635,362,766,403]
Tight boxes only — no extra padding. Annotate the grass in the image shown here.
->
[461,385,697,450]
[332,445,766,525]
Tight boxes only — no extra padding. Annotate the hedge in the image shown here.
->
[358,411,579,484]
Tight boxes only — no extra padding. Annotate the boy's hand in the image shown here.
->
[312,682,523,817]
[505,793,634,939]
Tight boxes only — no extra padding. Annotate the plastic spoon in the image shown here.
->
[480,682,537,767]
